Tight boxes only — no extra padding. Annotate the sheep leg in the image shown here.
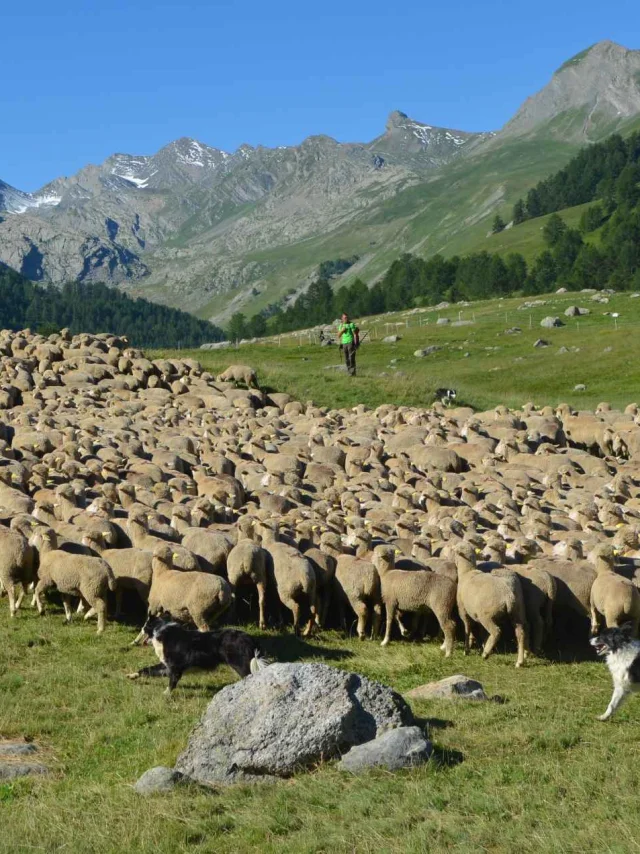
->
[458,605,473,655]
[83,607,97,621]
[6,583,17,617]
[76,599,86,615]
[371,602,382,639]
[94,600,107,635]
[438,615,456,659]
[481,619,501,659]
[381,601,397,647]
[302,602,318,637]
[61,596,74,623]
[514,622,527,668]
[288,600,301,635]
[114,587,123,619]
[351,601,369,640]
[320,587,331,628]
[34,580,51,615]
[14,583,28,611]
[395,612,411,638]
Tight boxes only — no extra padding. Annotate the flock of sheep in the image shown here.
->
[2,326,640,668]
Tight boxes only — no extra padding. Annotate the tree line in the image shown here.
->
[0,266,224,348]
[225,128,640,339]
[512,130,640,224]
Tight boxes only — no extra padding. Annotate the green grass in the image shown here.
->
[154,289,640,412]
[3,605,640,853]
[465,203,593,263]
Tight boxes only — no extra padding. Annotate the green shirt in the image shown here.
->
[338,322,357,345]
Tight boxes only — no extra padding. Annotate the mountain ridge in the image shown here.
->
[1,39,639,323]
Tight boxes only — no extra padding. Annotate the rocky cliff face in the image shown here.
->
[1,40,639,320]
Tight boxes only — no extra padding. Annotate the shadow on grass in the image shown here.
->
[430,745,464,769]
[260,635,354,663]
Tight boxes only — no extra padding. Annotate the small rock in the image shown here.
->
[324,364,348,372]
[556,287,567,294]
[504,327,522,335]
[540,316,565,328]
[382,335,401,343]
[463,352,470,358]
[436,318,450,326]
[407,674,488,701]
[0,742,38,756]
[558,346,569,354]
[603,346,613,353]
[574,384,587,391]
[134,766,185,795]
[0,763,49,780]
[413,346,441,358]
[451,320,474,327]
[533,339,550,348]
[338,726,432,773]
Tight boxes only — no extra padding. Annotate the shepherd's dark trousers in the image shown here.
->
[343,343,357,376]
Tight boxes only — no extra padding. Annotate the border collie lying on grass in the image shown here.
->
[128,612,269,694]
[590,622,640,720]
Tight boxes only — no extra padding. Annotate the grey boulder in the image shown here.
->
[540,316,565,328]
[414,345,441,358]
[134,766,185,795]
[174,662,414,785]
[0,763,49,780]
[406,674,488,701]
[0,742,38,756]
[382,335,401,343]
[338,726,432,773]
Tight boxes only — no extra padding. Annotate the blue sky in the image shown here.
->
[3,0,639,190]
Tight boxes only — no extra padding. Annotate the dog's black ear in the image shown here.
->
[621,621,636,637]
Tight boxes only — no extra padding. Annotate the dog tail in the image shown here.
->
[250,649,271,675]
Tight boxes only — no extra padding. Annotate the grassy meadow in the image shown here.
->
[155,288,640,413]
[2,605,640,854]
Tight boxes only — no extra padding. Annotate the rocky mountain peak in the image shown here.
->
[501,40,640,141]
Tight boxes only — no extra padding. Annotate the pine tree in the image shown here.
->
[492,215,506,234]
[512,199,526,225]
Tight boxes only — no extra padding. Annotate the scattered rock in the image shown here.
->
[134,766,186,795]
[414,346,441,358]
[324,364,348,372]
[533,339,550,348]
[504,327,522,335]
[174,663,414,786]
[556,287,567,294]
[200,341,231,350]
[463,352,470,358]
[338,726,432,774]
[436,318,450,326]
[518,299,547,310]
[564,306,590,317]
[434,302,450,310]
[540,316,565,329]
[406,674,488,701]
[0,742,38,756]
[382,335,401,343]
[603,346,613,353]
[451,320,474,327]
[0,763,49,780]
[574,384,587,392]
[558,346,569,354]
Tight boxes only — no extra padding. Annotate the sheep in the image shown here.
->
[226,538,268,629]
[320,533,382,640]
[373,545,457,655]
[0,523,36,616]
[180,527,233,575]
[144,543,232,632]
[217,364,259,390]
[590,543,640,635]
[31,528,116,634]
[261,525,318,636]
[454,542,528,667]
[82,532,153,616]
[304,538,337,627]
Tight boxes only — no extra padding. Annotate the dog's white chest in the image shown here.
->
[607,648,640,688]
[151,637,166,664]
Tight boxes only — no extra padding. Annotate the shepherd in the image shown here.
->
[338,313,359,377]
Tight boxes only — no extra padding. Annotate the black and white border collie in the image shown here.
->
[434,387,457,406]
[590,622,640,720]
[128,612,269,694]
